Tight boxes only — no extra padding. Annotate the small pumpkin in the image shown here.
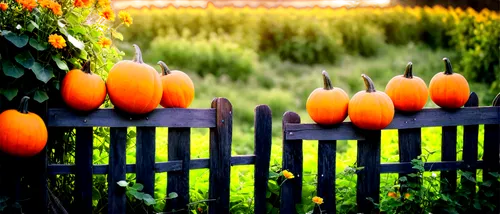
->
[385,62,428,112]
[157,61,195,108]
[0,96,48,157]
[61,61,107,112]
[348,74,395,130]
[428,58,470,109]
[106,44,163,114]
[306,70,350,125]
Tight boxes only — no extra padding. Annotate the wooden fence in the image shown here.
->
[280,92,500,214]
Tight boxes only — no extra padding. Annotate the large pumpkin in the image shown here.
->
[106,44,163,114]
[61,61,107,112]
[428,58,470,109]
[385,62,428,112]
[348,74,395,130]
[0,96,48,157]
[157,61,195,108]
[306,70,350,125]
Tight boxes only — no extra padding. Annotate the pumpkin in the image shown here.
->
[106,44,163,114]
[60,61,107,112]
[428,58,470,109]
[348,74,395,130]
[0,96,48,157]
[385,62,428,112]
[157,61,195,108]
[306,70,350,125]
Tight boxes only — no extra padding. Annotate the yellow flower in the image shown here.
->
[0,2,8,11]
[404,193,411,199]
[74,0,93,8]
[282,170,294,179]
[38,0,51,8]
[97,0,110,7]
[97,37,112,48]
[100,7,115,21]
[118,11,133,26]
[312,196,324,205]
[18,0,37,11]
[48,34,66,49]
[49,1,62,16]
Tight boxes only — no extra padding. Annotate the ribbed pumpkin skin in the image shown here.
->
[348,74,395,130]
[0,97,48,157]
[385,62,428,112]
[158,61,195,108]
[106,45,163,114]
[61,63,106,112]
[429,58,470,109]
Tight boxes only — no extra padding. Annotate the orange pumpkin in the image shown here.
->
[428,58,470,109]
[61,61,107,112]
[348,74,395,130]
[0,96,48,157]
[157,61,195,108]
[385,62,428,112]
[106,44,163,114]
[306,70,350,125]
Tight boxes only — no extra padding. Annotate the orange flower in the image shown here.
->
[18,0,37,11]
[404,193,411,199]
[49,1,62,16]
[38,0,51,8]
[0,2,8,11]
[282,170,294,179]
[388,192,398,199]
[118,11,133,26]
[74,0,92,8]
[99,7,115,21]
[97,37,112,48]
[48,34,66,49]
[312,196,324,205]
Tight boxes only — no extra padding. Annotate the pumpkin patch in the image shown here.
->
[428,58,470,109]
[157,61,195,108]
[385,62,428,112]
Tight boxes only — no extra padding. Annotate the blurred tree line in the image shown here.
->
[391,0,499,11]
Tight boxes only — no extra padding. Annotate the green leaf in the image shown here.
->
[29,38,47,51]
[129,190,144,200]
[52,55,69,71]
[1,61,24,78]
[111,30,124,41]
[265,191,271,198]
[131,183,144,191]
[31,62,54,83]
[67,34,85,50]
[27,21,39,32]
[166,192,178,199]
[15,51,35,69]
[0,88,18,101]
[473,200,481,210]
[77,49,88,60]
[92,187,101,201]
[34,90,49,103]
[143,194,156,205]
[117,180,129,187]
[488,172,500,178]
[2,31,29,48]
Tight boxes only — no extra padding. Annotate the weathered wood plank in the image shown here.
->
[108,127,127,214]
[284,106,500,140]
[380,161,484,173]
[75,127,94,214]
[356,130,381,214]
[280,111,302,214]
[47,108,216,128]
[482,93,500,213]
[208,98,233,214]
[398,128,422,192]
[440,126,457,193]
[166,128,191,213]
[316,140,336,214]
[253,105,273,214]
[136,127,156,206]
[461,93,479,196]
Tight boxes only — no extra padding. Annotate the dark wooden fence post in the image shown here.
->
[357,130,381,214]
[136,126,156,213]
[208,98,232,214]
[75,127,94,214]
[166,126,190,213]
[316,139,336,214]
[398,126,422,191]
[441,126,457,193]
[280,111,302,214]
[483,93,500,213]
[108,127,127,214]
[461,93,479,196]
[253,105,272,214]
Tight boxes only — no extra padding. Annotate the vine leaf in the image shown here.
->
[143,194,156,205]
[29,38,48,51]
[1,61,24,78]
[52,55,69,71]
[31,62,54,83]
[0,88,18,101]
[27,20,39,32]
[15,51,35,69]
[34,90,49,103]
[117,180,128,187]
[1,30,29,48]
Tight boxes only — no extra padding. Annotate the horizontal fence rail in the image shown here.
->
[280,92,500,214]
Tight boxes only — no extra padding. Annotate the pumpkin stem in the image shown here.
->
[132,44,144,64]
[82,61,92,74]
[361,74,376,93]
[157,61,171,75]
[322,70,333,90]
[403,62,413,78]
[443,57,453,75]
[18,96,30,114]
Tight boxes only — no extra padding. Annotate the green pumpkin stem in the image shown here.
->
[157,61,171,75]
[322,70,333,90]
[132,44,144,64]
[18,96,30,114]
[82,61,92,74]
[403,62,413,78]
[443,57,453,75]
[361,74,376,93]
[493,93,500,106]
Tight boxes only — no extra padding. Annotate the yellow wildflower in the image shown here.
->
[0,2,8,11]
[97,37,112,48]
[312,196,324,205]
[97,0,110,7]
[49,1,62,16]
[48,34,66,49]
[118,11,133,26]
[100,7,115,21]
[282,170,294,179]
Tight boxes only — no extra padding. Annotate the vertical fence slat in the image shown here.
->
[253,105,272,214]
[166,127,190,213]
[483,93,500,213]
[280,112,302,214]
[136,126,156,211]
[357,130,381,214]
[462,93,479,195]
[316,140,336,214]
[208,98,232,214]
[398,127,422,192]
[30,100,48,214]
[75,127,94,213]
[108,127,127,214]
[440,126,457,193]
